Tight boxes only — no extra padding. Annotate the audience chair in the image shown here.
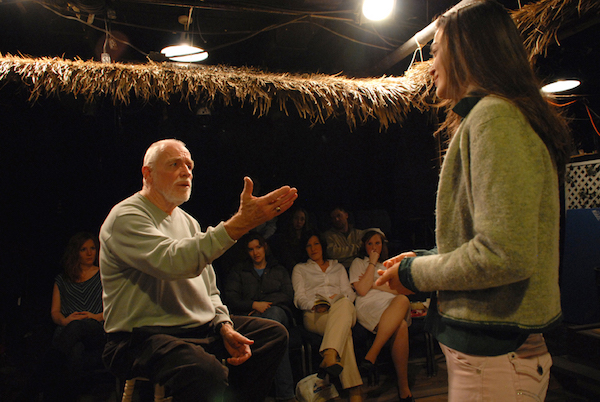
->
[288,324,308,378]
[286,306,317,378]
[297,325,325,374]
[289,307,325,377]
[423,330,438,377]
[121,377,171,402]
[409,315,438,377]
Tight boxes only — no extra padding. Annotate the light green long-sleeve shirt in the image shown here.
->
[100,193,235,333]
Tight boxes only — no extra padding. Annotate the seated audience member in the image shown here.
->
[224,232,297,402]
[292,231,363,402]
[324,206,363,269]
[100,139,298,402]
[26,232,106,402]
[349,229,414,402]
[270,207,313,273]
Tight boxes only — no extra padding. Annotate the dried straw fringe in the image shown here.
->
[512,0,600,62]
[0,55,434,130]
[0,0,597,130]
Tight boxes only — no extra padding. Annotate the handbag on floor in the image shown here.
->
[295,373,339,402]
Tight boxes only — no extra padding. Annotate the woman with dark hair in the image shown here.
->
[270,207,313,273]
[349,229,413,402]
[224,232,296,402]
[377,1,571,401]
[43,232,105,400]
[52,232,103,328]
[292,231,363,401]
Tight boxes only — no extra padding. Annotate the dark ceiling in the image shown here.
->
[0,0,598,81]
[1,0,458,76]
[0,1,560,72]
[1,0,599,84]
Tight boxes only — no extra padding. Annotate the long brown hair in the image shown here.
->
[435,0,571,179]
[61,232,98,282]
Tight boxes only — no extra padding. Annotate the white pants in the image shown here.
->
[441,343,552,402]
[303,297,362,389]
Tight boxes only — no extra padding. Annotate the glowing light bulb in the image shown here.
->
[362,0,395,21]
[161,45,208,63]
[541,79,581,93]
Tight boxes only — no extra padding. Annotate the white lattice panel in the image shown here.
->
[566,159,600,210]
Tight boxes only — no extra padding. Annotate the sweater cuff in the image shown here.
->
[398,257,419,293]
[213,320,233,335]
[214,221,236,247]
[414,247,437,256]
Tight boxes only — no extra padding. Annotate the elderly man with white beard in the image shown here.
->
[99,138,298,402]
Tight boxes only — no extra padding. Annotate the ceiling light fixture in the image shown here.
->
[541,79,581,94]
[160,9,208,63]
[161,44,208,63]
[362,0,395,21]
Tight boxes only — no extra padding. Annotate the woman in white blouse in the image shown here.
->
[292,231,363,402]
[349,229,413,402]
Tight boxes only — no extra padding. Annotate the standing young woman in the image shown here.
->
[292,231,363,402]
[377,1,571,401]
[349,229,413,402]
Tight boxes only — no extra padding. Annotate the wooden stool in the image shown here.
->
[121,377,171,402]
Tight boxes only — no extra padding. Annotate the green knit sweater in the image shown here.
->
[409,96,562,334]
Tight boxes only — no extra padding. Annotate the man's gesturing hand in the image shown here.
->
[225,177,298,240]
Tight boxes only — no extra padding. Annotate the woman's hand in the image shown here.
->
[371,280,397,294]
[252,301,272,313]
[368,249,380,265]
[383,251,416,268]
[376,252,417,295]
[353,260,378,296]
[62,311,89,325]
[313,304,330,313]
[376,264,414,295]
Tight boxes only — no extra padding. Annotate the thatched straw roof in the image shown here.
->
[0,55,433,130]
[512,0,600,61]
[0,0,597,129]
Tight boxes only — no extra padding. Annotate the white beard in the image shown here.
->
[153,176,192,207]
[163,186,191,206]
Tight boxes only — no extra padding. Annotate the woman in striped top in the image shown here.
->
[46,232,105,400]
[51,232,104,328]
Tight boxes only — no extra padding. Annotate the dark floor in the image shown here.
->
[2,320,600,401]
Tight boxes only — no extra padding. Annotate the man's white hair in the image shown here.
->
[143,139,187,169]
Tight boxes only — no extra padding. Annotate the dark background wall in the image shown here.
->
[0,80,439,343]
